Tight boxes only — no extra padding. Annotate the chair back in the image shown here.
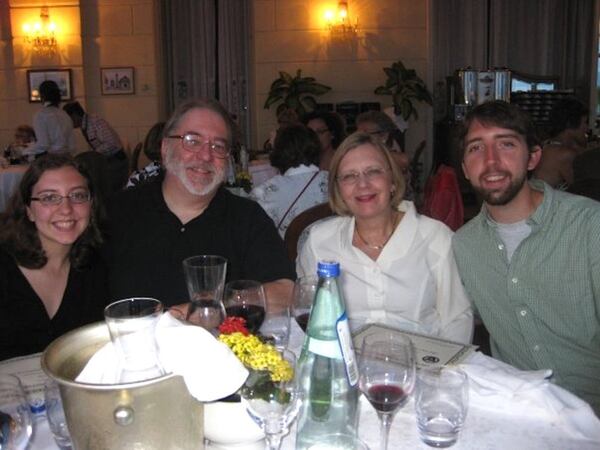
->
[130,142,143,173]
[284,202,334,262]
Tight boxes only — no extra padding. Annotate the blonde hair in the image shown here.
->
[328,132,405,216]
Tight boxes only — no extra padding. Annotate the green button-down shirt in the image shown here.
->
[453,180,600,413]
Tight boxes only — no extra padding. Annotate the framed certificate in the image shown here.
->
[352,323,477,369]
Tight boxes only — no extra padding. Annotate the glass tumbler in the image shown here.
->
[104,297,166,383]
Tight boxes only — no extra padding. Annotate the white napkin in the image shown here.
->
[76,312,248,402]
[459,352,600,442]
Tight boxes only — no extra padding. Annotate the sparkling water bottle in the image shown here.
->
[295,260,359,449]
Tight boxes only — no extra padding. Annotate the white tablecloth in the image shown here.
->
[0,165,27,212]
[2,323,600,450]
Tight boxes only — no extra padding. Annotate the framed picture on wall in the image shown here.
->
[101,67,135,95]
[27,69,72,103]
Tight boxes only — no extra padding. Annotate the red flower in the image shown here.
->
[219,316,249,335]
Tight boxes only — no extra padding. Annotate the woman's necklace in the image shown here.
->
[355,212,399,251]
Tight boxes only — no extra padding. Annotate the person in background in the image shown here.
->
[356,110,411,196]
[533,97,589,189]
[302,111,346,170]
[453,100,600,414]
[105,98,295,309]
[0,154,108,361]
[63,101,128,192]
[297,132,473,343]
[126,122,166,188]
[251,124,328,238]
[2,125,36,166]
[24,81,75,159]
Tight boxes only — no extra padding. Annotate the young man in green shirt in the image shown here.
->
[452,101,600,415]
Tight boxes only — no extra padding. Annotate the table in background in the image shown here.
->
[0,165,27,212]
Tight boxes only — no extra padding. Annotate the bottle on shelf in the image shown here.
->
[295,260,359,450]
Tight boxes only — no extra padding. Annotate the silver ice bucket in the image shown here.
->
[41,322,204,450]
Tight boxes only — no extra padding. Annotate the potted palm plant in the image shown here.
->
[374,60,433,121]
[264,69,331,117]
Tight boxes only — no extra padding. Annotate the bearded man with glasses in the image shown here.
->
[105,98,295,310]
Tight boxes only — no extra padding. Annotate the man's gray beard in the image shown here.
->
[164,148,226,196]
[475,172,527,206]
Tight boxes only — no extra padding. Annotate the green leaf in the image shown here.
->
[303,96,318,110]
[374,86,392,95]
[280,71,293,84]
[264,94,282,109]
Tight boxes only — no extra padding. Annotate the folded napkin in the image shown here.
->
[76,312,248,402]
[459,352,600,442]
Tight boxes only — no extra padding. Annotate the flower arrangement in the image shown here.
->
[218,317,293,383]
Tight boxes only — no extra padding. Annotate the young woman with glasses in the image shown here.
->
[0,154,109,361]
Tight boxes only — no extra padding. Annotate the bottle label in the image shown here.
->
[336,312,358,386]
[307,336,342,359]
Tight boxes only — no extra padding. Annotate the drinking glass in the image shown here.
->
[308,434,370,449]
[240,350,301,450]
[291,276,318,332]
[104,297,166,383]
[415,367,469,448]
[44,379,72,449]
[260,304,291,350]
[0,374,33,450]
[358,333,416,450]
[183,255,228,333]
[224,280,266,334]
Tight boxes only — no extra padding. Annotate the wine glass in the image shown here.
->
[183,255,228,333]
[358,333,416,450]
[292,276,318,332]
[0,374,33,450]
[240,350,301,450]
[224,280,267,334]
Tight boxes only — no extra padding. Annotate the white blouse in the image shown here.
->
[251,164,328,238]
[297,201,473,344]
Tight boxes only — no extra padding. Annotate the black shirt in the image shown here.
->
[0,248,109,361]
[105,178,295,306]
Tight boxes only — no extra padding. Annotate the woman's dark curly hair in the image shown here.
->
[0,154,103,270]
[301,111,347,149]
[269,124,322,173]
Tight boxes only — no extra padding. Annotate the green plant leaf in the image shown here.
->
[374,86,392,95]
[303,96,318,110]
[280,71,293,84]
[264,94,282,109]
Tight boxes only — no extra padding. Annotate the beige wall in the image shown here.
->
[1,0,160,154]
[250,0,432,169]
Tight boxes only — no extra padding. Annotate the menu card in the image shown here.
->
[352,323,477,369]
[0,353,48,413]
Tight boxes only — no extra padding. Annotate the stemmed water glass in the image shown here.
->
[0,374,33,450]
[291,276,318,332]
[240,350,301,450]
[358,333,416,450]
[224,280,267,334]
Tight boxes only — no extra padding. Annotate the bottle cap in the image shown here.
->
[317,260,340,277]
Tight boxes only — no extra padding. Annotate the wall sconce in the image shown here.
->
[23,6,58,56]
[325,1,358,37]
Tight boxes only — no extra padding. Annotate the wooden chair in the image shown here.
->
[284,202,334,262]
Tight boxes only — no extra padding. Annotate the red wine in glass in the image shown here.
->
[225,304,265,333]
[364,384,408,414]
[294,312,310,332]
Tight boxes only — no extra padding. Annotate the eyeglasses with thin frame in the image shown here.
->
[30,190,91,207]
[337,166,388,185]
[166,133,230,159]
[313,128,331,135]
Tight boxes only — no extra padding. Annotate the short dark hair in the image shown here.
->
[548,97,589,137]
[144,122,166,161]
[269,124,321,173]
[39,80,61,105]
[163,98,238,147]
[63,101,85,117]
[15,125,36,142]
[355,110,404,151]
[0,154,103,269]
[302,111,347,149]
[458,101,540,157]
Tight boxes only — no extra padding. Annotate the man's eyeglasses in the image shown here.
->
[166,133,230,158]
[336,167,388,185]
[30,190,91,207]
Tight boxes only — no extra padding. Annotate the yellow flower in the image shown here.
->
[219,332,293,382]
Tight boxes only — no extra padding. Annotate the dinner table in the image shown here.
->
[1,321,599,450]
[0,164,27,212]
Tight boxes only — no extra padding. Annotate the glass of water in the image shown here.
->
[415,367,469,448]
[44,379,72,449]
